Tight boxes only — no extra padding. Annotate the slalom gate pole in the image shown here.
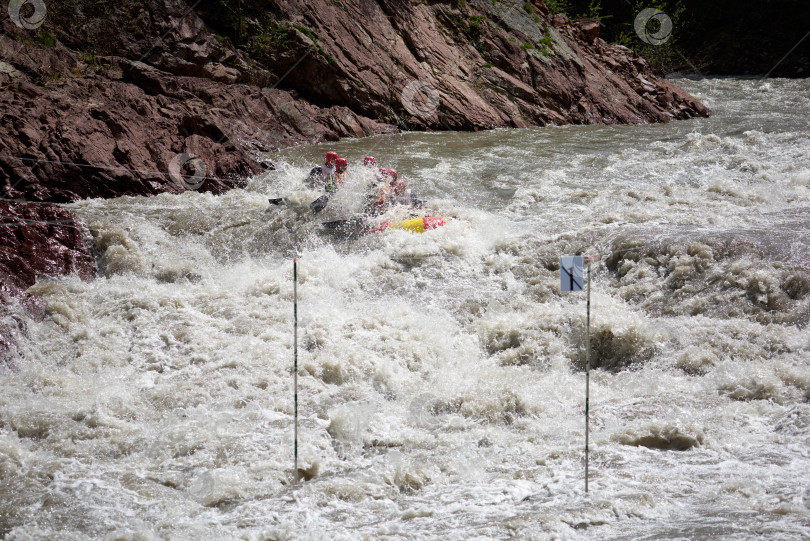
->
[585,258,591,494]
[293,258,299,484]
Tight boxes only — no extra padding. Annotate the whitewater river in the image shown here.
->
[2,78,809,539]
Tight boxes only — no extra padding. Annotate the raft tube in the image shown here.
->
[373,216,448,234]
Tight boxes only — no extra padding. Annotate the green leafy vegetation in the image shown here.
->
[76,52,116,73]
[544,0,606,20]
[292,24,317,44]
[539,27,553,55]
[544,0,571,15]
[466,15,488,43]
[37,32,56,47]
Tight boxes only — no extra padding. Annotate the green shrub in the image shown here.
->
[539,29,553,48]
[38,32,55,47]
[464,15,487,43]
[544,0,571,15]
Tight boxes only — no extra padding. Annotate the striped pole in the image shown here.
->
[585,258,592,494]
[293,258,299,484]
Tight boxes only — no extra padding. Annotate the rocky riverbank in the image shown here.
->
[0,0,711,364]
[0,201,96,365]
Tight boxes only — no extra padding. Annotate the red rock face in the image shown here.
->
[229,0,710,130]
[0,42,396,203]
[0,201,97,365]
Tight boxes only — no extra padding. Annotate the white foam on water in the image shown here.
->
[2,78,810,539]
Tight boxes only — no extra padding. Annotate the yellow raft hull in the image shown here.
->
[379,216,448,234]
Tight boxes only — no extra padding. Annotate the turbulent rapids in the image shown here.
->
[2,78,809,539]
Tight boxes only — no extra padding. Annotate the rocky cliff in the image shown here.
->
[199,0,710,130]
[1,0,710,203]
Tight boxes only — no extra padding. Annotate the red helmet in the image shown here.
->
[378,167,389,177]
[363,156,376,166]
[325,151,339,165]
[387,168,398,180]
[393,179,406,192]
[335,157,348,171]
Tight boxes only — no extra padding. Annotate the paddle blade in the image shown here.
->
[310,195,330,214]
[322,219,348,229]
[321,217,369,236]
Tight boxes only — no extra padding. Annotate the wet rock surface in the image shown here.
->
[0,201,97,365]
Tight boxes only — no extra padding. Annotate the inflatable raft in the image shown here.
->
[373,216,448,233]
[321,215,448,236]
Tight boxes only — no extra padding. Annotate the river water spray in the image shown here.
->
[1,78,809,539]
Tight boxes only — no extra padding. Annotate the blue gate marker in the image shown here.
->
[560,256,584,292]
